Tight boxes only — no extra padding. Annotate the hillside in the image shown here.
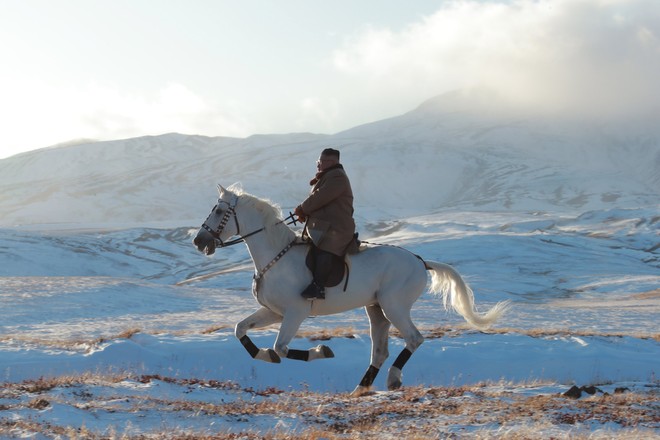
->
[0,90,658,228]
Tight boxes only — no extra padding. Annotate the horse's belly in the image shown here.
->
[309,287,377,316]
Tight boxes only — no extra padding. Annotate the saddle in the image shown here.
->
[304,233,360,290]
[305,249,347,289]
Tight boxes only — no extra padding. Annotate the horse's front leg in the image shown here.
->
[235,307,283,363]
[274,309,335,362]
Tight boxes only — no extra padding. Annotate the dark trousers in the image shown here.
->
[309,246,335,288]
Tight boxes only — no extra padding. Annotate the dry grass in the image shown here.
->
[201,324,233,334]
[631,288,660,300]
[298,326,359,341]
[0,327,144,353]
[1,371,128,396]
[1,324,658,438]
[2,322,658,353]
[1,374,658,439]
[301,323,660,343]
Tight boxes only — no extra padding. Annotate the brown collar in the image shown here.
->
[310,164,343,186]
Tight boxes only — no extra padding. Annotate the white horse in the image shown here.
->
[193,185,508,396]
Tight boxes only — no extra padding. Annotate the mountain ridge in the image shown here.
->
[1,91,658,227]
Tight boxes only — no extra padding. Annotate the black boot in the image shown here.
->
[301,281,325,300]
[300,248,333,300]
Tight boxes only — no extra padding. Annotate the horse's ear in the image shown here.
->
[217,184,225,195]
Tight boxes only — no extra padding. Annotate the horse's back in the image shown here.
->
[347,243,429,290]
[350,243,427,269]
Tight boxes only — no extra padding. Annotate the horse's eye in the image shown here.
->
[215,208,224,215]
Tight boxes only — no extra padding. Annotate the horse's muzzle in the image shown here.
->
[193,234,216,256]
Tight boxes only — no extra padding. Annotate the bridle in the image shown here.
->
[201,194,242,247]
[201,194,298,248]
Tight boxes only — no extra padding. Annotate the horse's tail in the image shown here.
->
[426,260,509,330]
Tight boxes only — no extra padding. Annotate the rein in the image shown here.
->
[201,194,303,297]
[201,195,299,248]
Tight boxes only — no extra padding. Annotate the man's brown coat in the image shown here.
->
[300,165,355,256]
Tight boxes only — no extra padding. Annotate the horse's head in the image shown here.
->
[193,185,241,256]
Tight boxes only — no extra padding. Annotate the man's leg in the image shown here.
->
[301,248,335,300]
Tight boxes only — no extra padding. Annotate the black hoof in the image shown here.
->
[267,349,281,363]
[388,379,402,390]
[320,345,335,358]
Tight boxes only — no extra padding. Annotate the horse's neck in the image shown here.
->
[241,215,295,271]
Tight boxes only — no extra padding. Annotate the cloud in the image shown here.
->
[295,97,341,133]
[332,0,660,118]
[3,0,659,160]
[0,80,253,159]
[76,82,255,140]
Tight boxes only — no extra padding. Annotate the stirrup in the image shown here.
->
[301,282,325,300]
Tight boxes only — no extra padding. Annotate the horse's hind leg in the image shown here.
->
[382,308,424,390]
[235,307,283,363]
[351,304,391,397]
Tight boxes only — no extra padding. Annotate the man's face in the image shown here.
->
[317,154,338,172]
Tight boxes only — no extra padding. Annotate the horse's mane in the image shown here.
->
[234,188,296,248]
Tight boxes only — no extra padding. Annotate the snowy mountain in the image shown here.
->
[0,89,658,227]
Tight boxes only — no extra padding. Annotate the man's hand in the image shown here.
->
[294,205,307,223]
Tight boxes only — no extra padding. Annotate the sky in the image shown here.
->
[1,0,659,159]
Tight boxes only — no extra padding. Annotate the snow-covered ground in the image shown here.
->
[0,92,658,438]
[1,206,658,438]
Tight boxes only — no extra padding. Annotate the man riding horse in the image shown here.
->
[294,148,357,300]
[194,176,508,394]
